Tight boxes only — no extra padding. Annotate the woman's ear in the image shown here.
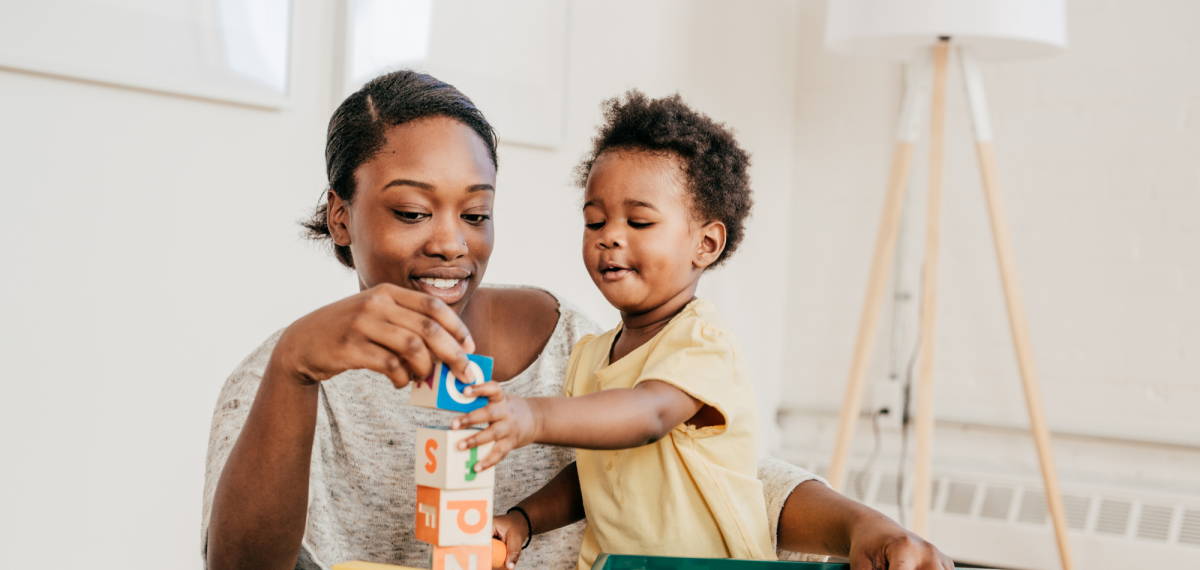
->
[694,221,727,270]
[327,190,352,247]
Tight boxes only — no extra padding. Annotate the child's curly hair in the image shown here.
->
[573,90,753,268]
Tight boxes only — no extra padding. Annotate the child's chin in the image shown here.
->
[598,287,641,313]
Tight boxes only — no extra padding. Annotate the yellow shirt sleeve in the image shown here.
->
[562,334,597,398]
[633,315,740,438]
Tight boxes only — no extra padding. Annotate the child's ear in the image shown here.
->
[327,190,353,247]
[694,221,727,270]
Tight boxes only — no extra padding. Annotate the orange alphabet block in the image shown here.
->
[431,545,492,570]
[415,485,493,546]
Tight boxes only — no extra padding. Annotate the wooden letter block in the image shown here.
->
[415,485,493,546]
[415,426,496,490]
[409,354,495,413]
[332,562,423,570]
[431,545,491,570]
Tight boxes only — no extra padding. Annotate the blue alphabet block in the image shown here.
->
[409,354,494,413]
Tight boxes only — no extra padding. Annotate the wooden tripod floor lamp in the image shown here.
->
[822,2,1075,570]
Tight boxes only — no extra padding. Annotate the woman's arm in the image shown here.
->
[450,380,702,470]
[206,284,474,570]
[777,481,955,569]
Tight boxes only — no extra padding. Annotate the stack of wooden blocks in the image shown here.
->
[411,354,498,570]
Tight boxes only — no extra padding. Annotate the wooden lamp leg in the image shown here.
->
[909,38,951,538]
[828,53,932,492]
[959,48,1075,570]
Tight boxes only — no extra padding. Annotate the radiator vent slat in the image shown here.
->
[1063,494,1091,530]
[875,472,903,507]
[1096,499,1133,536]
[1018,490,1048,526]
[1178,509,1200,546]
[980,485,1013,520]
[945,481,977,516]
[1137,504,1173,541]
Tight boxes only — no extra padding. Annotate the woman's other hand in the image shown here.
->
[450,382,538,471]
[847,517,954,570]
[271,282,476,389]
[492,513,529,569]
[777,479,954,570]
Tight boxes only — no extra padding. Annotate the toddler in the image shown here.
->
[451,90,772,569]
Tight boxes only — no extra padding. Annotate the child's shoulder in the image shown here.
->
[664,298,736,343]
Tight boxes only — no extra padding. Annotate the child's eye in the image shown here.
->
[462,213,491,225]
[585,221,605,230]
[395,211,430,223]
[628,221,654,229]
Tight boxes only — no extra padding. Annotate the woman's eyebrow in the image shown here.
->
[383,179,433,190]
[382,179,494,192]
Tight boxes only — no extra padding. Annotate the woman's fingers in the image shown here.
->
[380,283,475,352]
[354,341,414,388]
[359,317,435,382]
[368,292,475,383]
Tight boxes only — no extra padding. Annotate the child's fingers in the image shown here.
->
[459,424,501,451]
[504,534,522,569]
[452,402,510,431]
[464,382,504,400]
[478,438,513,471]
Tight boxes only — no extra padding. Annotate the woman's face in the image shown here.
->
[332,116,496,314]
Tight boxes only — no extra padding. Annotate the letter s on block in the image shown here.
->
[425,439,438,473]
[447,500,488,534]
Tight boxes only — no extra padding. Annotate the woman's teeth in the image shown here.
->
[419,278,462,289]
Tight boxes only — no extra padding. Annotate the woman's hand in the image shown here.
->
[492,513,529,569]
[777,480,954,570]
[449,383,539,471]
[846,517,954,570]
[271,282,476,389]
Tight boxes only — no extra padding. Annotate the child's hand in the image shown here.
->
[491,512,529,569]
[450,382,538,471]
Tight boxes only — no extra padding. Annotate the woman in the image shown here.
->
[203,70,953,570]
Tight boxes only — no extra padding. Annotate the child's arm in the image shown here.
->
[450,380,703,471]
[492,462,585,569]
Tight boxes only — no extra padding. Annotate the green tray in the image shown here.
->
[591,554,848,570]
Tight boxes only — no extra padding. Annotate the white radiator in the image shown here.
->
[790,460,1200,569]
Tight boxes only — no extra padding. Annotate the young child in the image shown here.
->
[450,90,770,569]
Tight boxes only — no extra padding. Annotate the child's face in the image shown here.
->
[582,150,720,316]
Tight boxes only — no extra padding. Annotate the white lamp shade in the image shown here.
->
[825,0,1067,61]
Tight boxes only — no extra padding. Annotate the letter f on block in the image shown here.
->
[419,503,438,528]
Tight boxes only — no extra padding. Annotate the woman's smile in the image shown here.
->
[413,268,472,303]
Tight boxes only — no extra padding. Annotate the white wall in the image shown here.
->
[0,1,801,567]
[782,0,1200,485]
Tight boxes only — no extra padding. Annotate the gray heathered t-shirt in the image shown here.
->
[202,286,826,569]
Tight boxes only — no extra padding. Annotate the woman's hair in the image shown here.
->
[572,90,753,268]
[302,70,498,268]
